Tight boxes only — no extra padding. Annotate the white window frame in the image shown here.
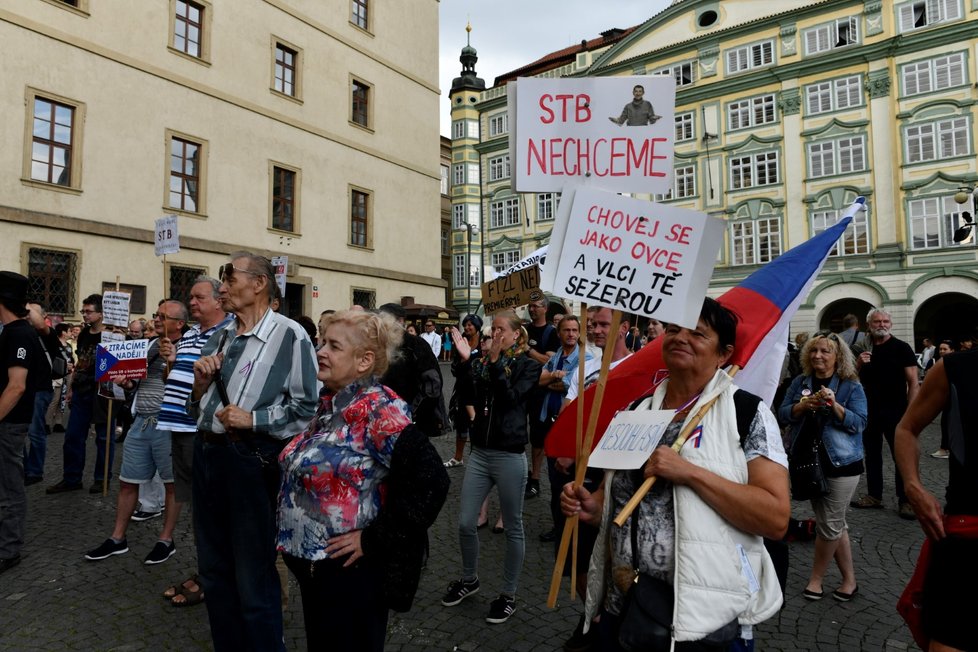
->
[805,75,862,115]
[729,152,779,189]
[905,117,970,163]
[654,61,696,87]
[488,113,508,137]
[491,250,521,273]
[488,154,510,182]
[812,208,871,256]
[440,165,449,195]
[675,112,694,141]
[902,52,966,96]
[537,193,557,221]
[729,217,781,266]
[727,94,776,130]
[452,164,465,186]
[803,16,859,55]
[807,135,866,178]
[452,204,465,230]
[726,40,774,74]
[489,197,520,228]
[898,0,961,33]
[453,254,467,288]
[451,120,465,140]
[675,165,696,198]
[908,195,974,249]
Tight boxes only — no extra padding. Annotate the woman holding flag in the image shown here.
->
[561,298,789,651]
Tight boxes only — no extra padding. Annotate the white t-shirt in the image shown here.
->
[420,330,441,358]
[565,353,631,402]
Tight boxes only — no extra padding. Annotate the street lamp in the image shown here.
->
[465,222,479,310]
[952,187,978,243]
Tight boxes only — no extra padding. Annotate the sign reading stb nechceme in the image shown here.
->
[95,339,149,382]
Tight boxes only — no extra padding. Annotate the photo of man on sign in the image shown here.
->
[608,84,662,126]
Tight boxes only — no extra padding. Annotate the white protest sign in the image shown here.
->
[587,409,673,470]
[101,291,131,328]
[541,187,724,328]
[512,75,675,193]
[271,256,288,298]
[494,244,549,280]
[154,214,180,256]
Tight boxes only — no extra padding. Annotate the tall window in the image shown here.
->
[726,41,774,74]
[898,0,961,32]
[440,165,449,195]
[441,228,449,256]
[489,113,508,137]
[537,193,557,221]
[804,17,859,55]
[675,112,694,141]
[169,136,201,212]
[351,0,368,30]
[675,165,696,198]
[274,43,298,97]
[351,80,370,128]
[173,0,204,58]
[452,204,466,229]
[452,121,465,140]
[727,94,776,130]
[908,195,973,249]
[807,136,866,178]
[452,164,465,186]
[489,197,520,228]
[453,254,467,288]
[271,166,296,232]
[812,209,870,256]
[30,97,74,186]
[488,155,510,182]
[350,188,370,247]
[902,52,966,96]
[729,152,779,189]
[27,247,77,315]
[805,75,862,114]
[905,117,969,163]
[730,218,781,265]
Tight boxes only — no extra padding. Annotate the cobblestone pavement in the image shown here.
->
[1,364,945,651]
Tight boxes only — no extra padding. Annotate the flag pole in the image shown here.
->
[101,275,121,496]
[612,364,740,527]
[547,309,621,608]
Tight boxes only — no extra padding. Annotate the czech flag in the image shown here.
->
[545,197,864,459]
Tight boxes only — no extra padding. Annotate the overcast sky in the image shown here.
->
[438,0,674,135]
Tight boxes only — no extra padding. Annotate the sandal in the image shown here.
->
[171,582,205,607]
[163,575,202,603]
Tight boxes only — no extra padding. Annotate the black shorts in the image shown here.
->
[923,534,978,650]
[529,417,553,449]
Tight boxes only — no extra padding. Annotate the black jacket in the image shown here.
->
[470,353,542,453]
[360,425,450,612]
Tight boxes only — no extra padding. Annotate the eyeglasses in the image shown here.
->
[153,313,182,322]
[814,330,841,342]
[219,263,260,283]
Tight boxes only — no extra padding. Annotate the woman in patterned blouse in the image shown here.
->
[277,310,410,651]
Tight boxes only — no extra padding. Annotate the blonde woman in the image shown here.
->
[441,311,542,624]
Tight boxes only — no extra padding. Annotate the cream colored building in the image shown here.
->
[1,0,444,320]
[451,0,978,347]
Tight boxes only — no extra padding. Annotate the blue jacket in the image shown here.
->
[778,374,868,467]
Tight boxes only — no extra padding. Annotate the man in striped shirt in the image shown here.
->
[191,252,317,652]
[156,275,229,605]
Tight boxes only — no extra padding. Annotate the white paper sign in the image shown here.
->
[588,409,674,470]
[271,256,288,298]
[154,215,180,256]
[541,187,724,328]
[512,76,676,193]
[101,291,131,328]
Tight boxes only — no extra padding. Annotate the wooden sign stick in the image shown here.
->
[569,302,588,599]
[100,275,122,496]
[547,309,621,608]
[612,365,740,527]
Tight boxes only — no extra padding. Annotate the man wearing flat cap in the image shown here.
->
[0,271,41,574]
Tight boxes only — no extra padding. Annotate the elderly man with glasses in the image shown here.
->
[47,293,119,494]
[190,251,317,652]
[84,300,189,565]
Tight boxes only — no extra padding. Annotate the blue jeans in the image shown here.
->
[458,447,527,596]
[24,390,53,479]
[62,390,115,485]
[193,435,284,652]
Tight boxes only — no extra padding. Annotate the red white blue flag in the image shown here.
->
[545,197,864,458]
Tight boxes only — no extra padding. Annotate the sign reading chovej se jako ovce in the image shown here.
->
[510,75,676,194]
[540,186,724,329]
